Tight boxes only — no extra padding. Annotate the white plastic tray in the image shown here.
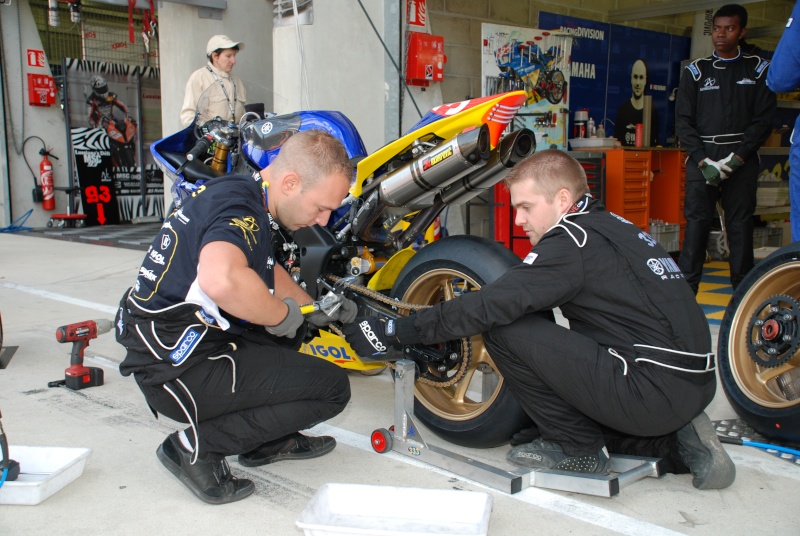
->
[0,446,92,505]
[569,137,617,149]
[296,483,492,536]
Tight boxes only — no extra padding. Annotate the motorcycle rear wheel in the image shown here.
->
[717,242,800,442]
[391,236,533,448]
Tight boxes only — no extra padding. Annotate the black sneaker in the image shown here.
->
[237,432,336,467]
[156,432,255,504]
[507,437,611,474]
[677,411,735,490]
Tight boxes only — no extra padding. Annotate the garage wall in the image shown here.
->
[428,0,791,106]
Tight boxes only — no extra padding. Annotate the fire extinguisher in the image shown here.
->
[39,148,59,211]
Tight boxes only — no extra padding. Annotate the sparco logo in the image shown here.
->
[422,146,453,171]
[359,320,386,353]
[170,328,201,364]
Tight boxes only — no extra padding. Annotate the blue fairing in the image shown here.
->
[150,124,196,175]
[241,110,368,170]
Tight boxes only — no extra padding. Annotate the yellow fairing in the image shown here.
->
[350,90,527,198]
[300,329,386,372]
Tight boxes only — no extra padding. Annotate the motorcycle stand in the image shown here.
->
[370,359,666,497]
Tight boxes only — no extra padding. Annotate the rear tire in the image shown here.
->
[391,236,534,448]
[718,242,800,442]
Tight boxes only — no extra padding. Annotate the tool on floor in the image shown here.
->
[370,359,665,497]
[47,319,112,390]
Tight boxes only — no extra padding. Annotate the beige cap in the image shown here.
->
[206,35,244,55]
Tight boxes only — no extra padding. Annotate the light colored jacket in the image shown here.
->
[180,62,247,126]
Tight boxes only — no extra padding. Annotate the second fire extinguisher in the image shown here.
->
[39,148,58,211]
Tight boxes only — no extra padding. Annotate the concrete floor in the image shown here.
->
[1,231,799,535]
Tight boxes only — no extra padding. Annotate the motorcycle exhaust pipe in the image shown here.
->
[440,128,535,206]
[378,124,491,208]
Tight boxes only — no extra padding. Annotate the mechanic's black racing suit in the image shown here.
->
[115,175,349,462]
[675,49,776,291]
[393,196,714,460]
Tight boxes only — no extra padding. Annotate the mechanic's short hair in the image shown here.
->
[714,4,748,28]
[504,149,589,202]
[269,130,354,191]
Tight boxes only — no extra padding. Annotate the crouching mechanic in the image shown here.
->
[114,130,357,504]
[342,149,735,490]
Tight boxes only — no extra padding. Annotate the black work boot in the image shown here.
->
[677,411,736,490]
[157,432,255,504]
[238,432,336,467]
[506,437,611,474]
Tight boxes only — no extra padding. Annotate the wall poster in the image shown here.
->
[481,23,572,151]
[64,59,164,226]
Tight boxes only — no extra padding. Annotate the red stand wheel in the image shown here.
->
[371,428,392,453]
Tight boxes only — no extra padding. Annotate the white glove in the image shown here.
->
[265,297,304,339]
[718,152,744,174]
[701,158,733,186]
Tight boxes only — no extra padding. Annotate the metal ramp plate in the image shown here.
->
[376,360,664,497]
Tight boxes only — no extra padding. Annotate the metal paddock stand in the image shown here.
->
[370,359,666,497]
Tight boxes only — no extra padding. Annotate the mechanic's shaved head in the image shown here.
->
[505,149,589,202]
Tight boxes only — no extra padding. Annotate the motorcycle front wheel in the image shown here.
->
[717,241,800,442]
[391,236,533,448]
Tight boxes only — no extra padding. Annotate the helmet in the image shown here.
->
[90,75,108,98]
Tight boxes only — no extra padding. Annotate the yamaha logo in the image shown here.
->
[261,122,273,135]
[647,258,665,276]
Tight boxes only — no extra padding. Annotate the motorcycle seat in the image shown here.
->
[160,151,226,184]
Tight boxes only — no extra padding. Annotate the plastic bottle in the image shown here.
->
[587,117,596,138]
[596,125,606,139]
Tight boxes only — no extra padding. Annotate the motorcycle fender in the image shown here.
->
[367,248,416,292]
[300,329,386,371]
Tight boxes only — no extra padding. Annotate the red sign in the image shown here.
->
[407,0,427,27]
[27,49,46,68]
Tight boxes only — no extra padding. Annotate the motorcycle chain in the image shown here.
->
[323,274,471,388]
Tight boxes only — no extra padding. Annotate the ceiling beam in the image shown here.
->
[608,0,763,23]
[88,0,227,10]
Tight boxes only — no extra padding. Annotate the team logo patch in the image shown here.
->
[647,257,684,280]
[700,77,719,92]
[229,215,260,250]
[170,328,201,364]
[523,252,538,265]
[736,78,756,85]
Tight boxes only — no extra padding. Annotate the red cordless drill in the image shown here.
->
[49,319,112,390]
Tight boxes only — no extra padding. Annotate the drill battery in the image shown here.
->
[64,365,104,390]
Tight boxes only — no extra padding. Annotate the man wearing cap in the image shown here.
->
[180,35,247,127]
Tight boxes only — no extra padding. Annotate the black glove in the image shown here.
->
[306,297,358,328]
[264,297,304,339]
[341,316,397,357]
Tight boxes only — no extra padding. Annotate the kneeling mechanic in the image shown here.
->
[343,149,735,490]
[115,130,357,504]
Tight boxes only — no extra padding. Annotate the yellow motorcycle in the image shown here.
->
[155,90,535,447]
